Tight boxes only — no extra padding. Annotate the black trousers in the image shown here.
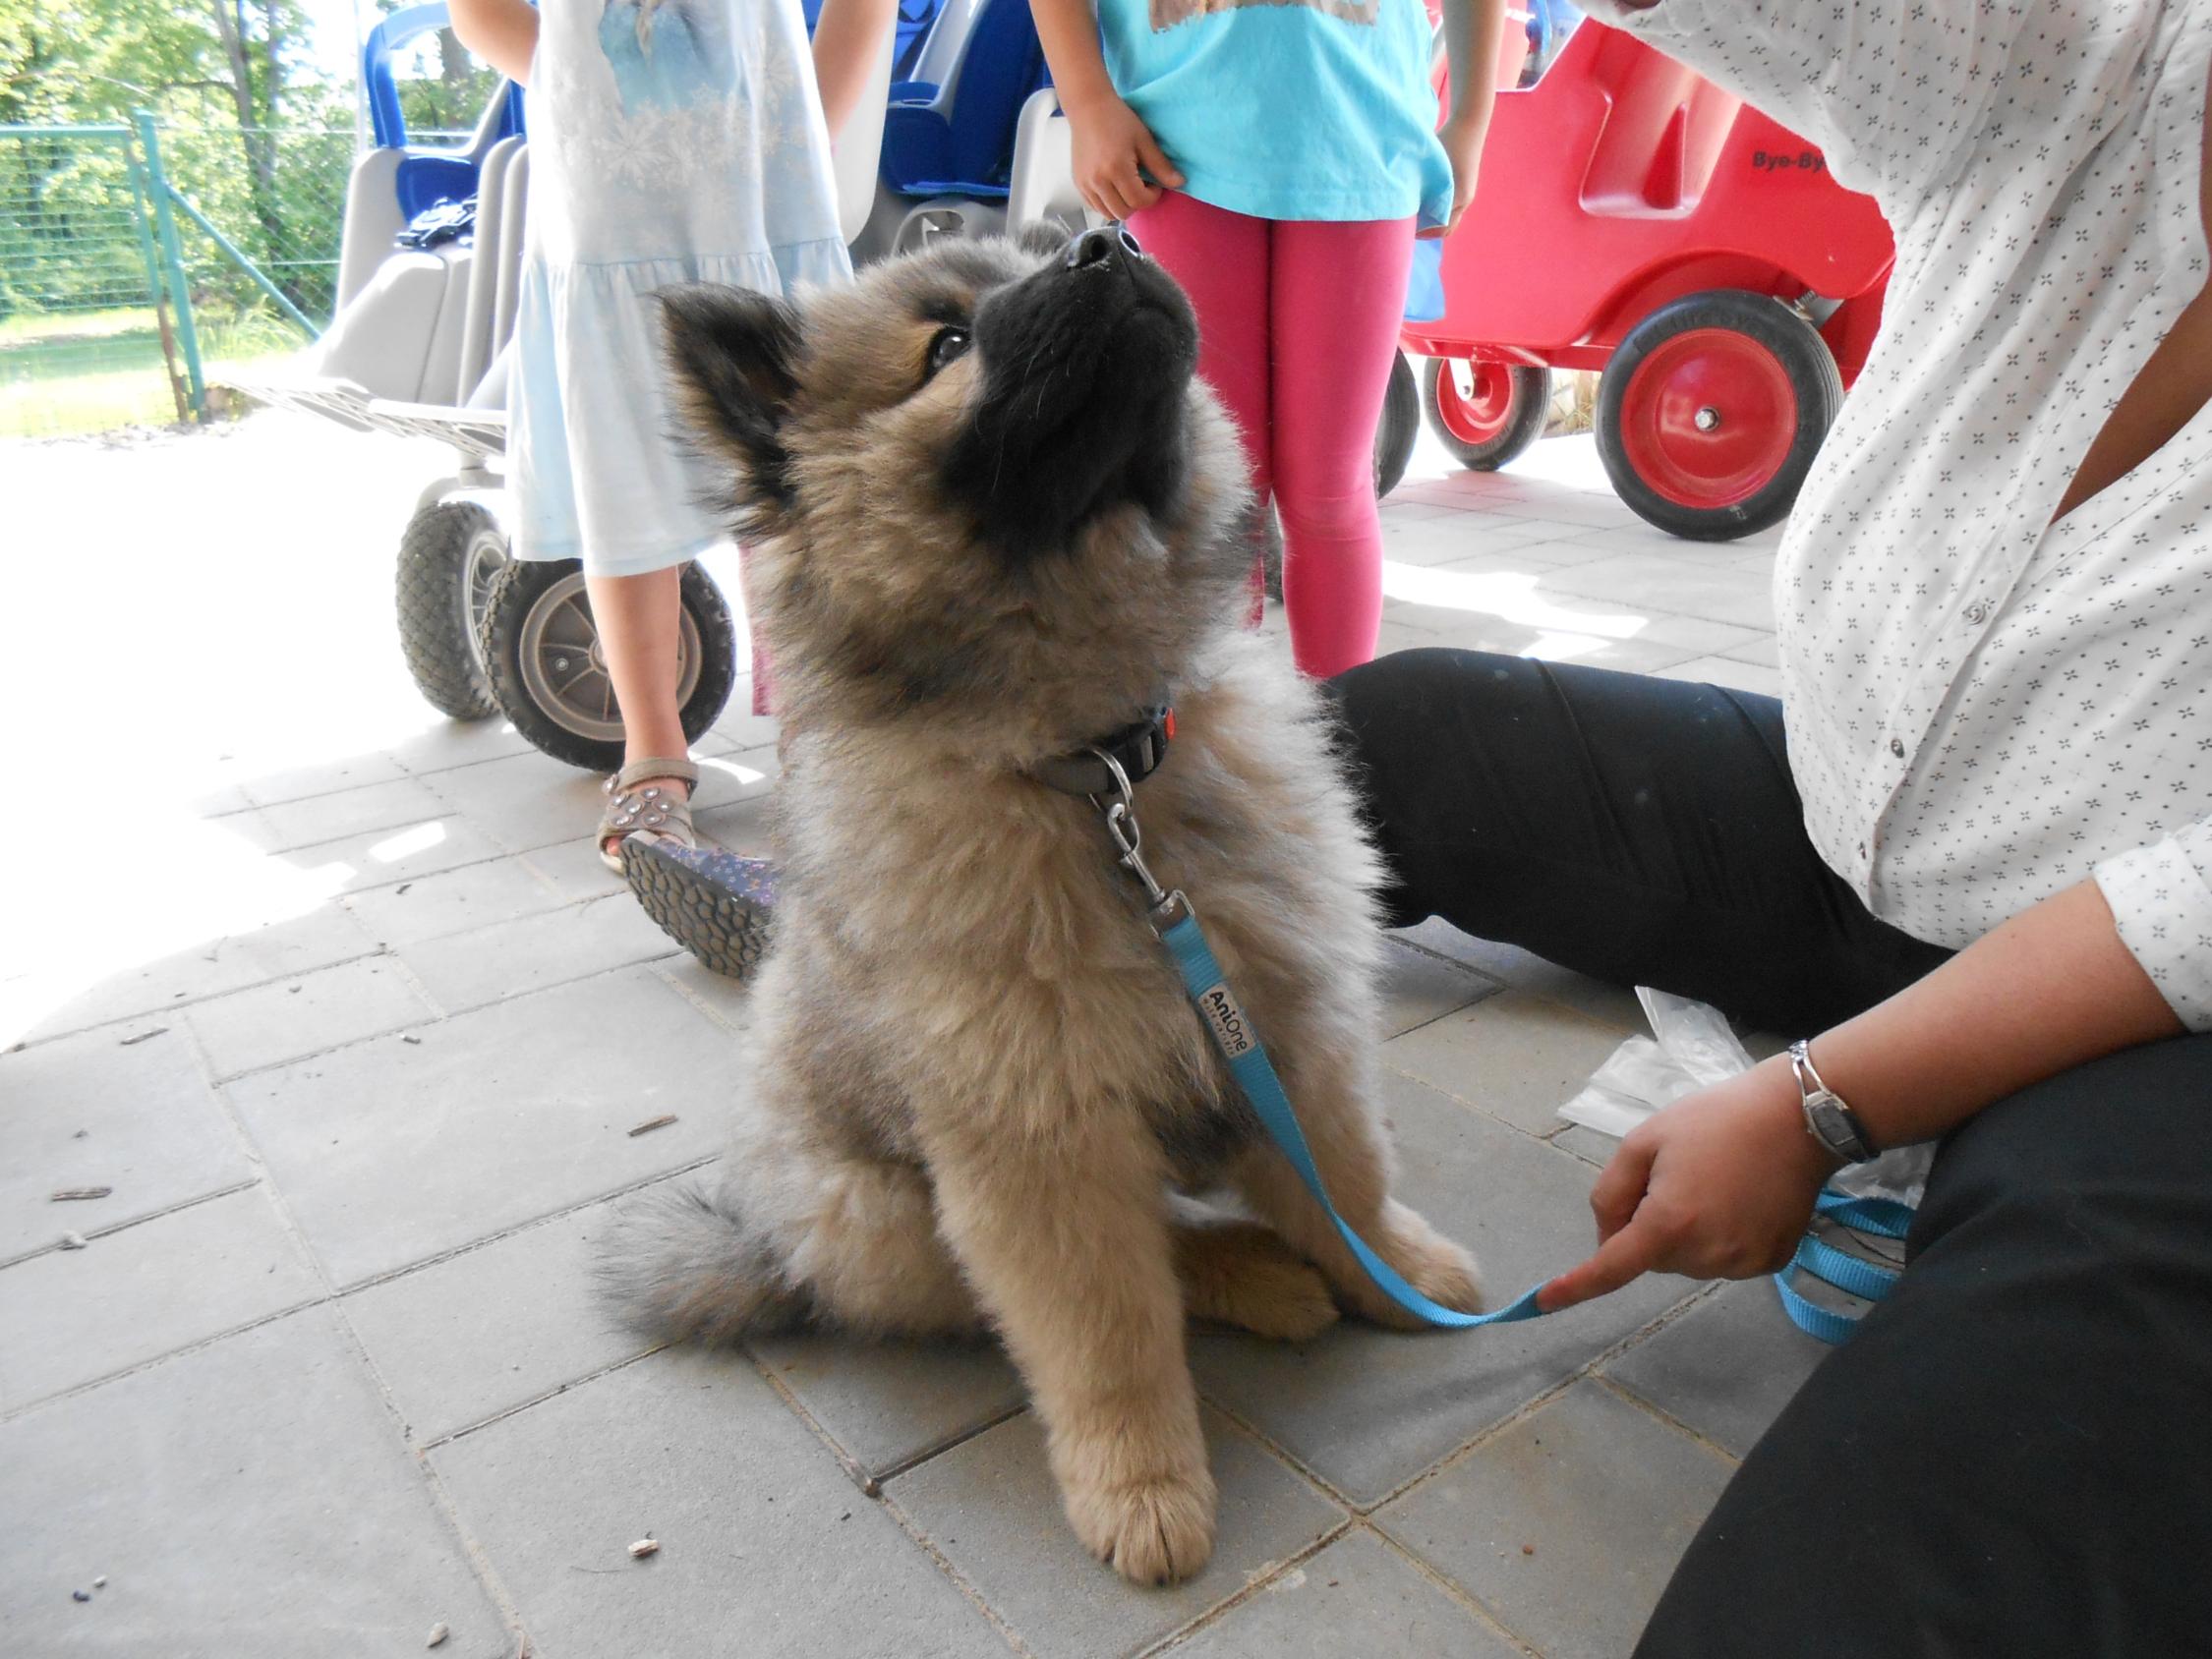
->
[1333,649,2212,1658]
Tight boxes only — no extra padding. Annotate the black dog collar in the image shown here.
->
[1031,706,1175,798]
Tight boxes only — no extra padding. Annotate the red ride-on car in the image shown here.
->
[1382,10,1895,540]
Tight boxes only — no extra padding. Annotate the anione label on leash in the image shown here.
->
[1197,983,1254,1058]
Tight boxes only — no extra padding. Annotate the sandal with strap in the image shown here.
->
[625,839,779,981]
[598,755,701,874]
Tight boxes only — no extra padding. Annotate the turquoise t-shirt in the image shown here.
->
[1097,0,1453,228]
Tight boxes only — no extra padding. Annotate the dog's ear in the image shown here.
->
[659,283,804,518]
[1012,219,1077,260]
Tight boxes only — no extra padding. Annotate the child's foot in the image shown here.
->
[599,756,701,873]
[625,840,778,980]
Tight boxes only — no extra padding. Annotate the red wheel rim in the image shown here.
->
[1617,327,1796,509]
[1435,361,1518,445]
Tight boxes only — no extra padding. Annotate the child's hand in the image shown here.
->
[1423,110,1491,238]
[1065,92,1185,221]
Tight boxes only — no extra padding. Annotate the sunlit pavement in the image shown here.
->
[0,410,1812,1658]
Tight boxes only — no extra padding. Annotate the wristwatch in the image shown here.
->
[1787,1040,1877,1164]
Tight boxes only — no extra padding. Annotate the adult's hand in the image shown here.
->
[1540,1058,1835,1311]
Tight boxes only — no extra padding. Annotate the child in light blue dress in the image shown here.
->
[451,0,884,888]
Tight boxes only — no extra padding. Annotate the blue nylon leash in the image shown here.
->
[1773,1189,1914,1344]
[1084,750,1909,1341]
[1157,909,1547,1329]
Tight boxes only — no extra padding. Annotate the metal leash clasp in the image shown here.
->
[1087,747,1191,935]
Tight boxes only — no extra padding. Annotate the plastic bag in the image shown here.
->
[1558,988,1933,1208]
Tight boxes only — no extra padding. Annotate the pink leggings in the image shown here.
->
[1128,191,1416,679]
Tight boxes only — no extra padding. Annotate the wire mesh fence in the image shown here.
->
[0,124,179,437]
[0,118,453,439]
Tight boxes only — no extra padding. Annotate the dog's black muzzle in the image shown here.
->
[940,225,1199,556]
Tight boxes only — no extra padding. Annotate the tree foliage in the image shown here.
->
[0,0,497,322]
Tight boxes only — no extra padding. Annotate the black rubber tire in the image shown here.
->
[1373,350,1420,498]
[1596,289,1843,542]
[395,500,504,720]
[1422,358,1552,472]
[478,557,739,772]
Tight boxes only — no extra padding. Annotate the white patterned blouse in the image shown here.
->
[1576,0,2212,1030]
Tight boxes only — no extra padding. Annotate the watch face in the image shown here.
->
[1809,1100,1862,1158]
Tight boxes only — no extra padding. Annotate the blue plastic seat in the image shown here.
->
[799,0,943,75]
[877,0,1051,200]
[364,3,526,220]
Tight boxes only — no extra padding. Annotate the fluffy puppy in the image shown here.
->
[603,228,1482,1585]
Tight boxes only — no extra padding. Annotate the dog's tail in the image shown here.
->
[596,1179,808,1345]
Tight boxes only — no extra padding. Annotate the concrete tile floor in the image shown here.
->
[0,411,1832,1656]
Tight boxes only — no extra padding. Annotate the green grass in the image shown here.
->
[0,305,312,438]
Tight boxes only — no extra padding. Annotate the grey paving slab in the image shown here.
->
[1381,992,1635,1135]
[1381,514,1578,567]
[1718,634,1782,669]
[224,967,734,1286]
[385,717,541,775]
[1655,656,1785,698]
[344,1191,663,1444]
[1376,1383,1733,1659]
[278,812,512,898]
[1536,554,1776,632]
[185,954,438,1079]
[689,789,778,859]
[1190,1074,1696,1506]
[701,694,781,755]
[1393,926,1644,1032]
[238,750,412,808]
[342,853,568,949]
[432,1345,998,1659]
[650,954,761,1033]
[889,1406,1344,1659]
[1379,940,1499,1039]
[1162,1530,1520,1659]
[418,750,610,855]
[0,1186,323,1409]
[23,903,381,1041]
[1374,601,1720,677]
[1547,1125,1615,1168]
[1601,1279,1834,1459]
[750,1331,1027,1481]
[0,1024,250,1261]
[255,775,453,853]
[393,891,673,1013]
[0,1306,511,1658]
[517,834,632,905]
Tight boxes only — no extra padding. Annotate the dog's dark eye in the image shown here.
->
[926,325,971,377]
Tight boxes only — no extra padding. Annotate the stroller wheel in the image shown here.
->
[477,558,739,772]
[1373,350,1421,498]
[395,500,507,720]
[1424,359,1552,472]
[1597,289,1842,542]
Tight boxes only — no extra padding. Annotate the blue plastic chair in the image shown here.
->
[363,2,526,222]
[877,0,1052,200]
[799,0,943,75]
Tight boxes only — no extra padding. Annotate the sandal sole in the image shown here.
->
[624,840,774,981]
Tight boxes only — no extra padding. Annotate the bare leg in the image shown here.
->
[587,565,690,772]
[587,566,694,858]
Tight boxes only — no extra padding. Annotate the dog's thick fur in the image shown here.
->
[603,229,1483,1585]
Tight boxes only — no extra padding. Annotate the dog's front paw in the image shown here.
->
[1348,1200,1484,1331]
[1177,1221,1341,1343]
[1064,1465,1218,1586]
